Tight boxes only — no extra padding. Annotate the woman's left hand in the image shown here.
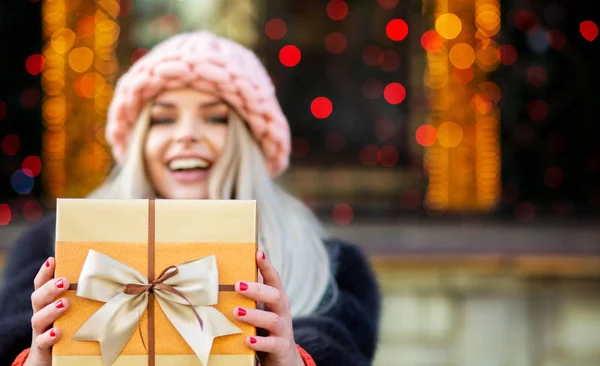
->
[234,250,305,366]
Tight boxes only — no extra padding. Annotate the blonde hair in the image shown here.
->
[90,105,335,316]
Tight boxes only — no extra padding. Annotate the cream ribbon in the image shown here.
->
[72,250,242,366]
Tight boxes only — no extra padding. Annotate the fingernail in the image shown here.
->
[56,300,64,309]
[250,337,257,344]
[261,251,266,260]
[45,260,50,268]
[56,279,64,289]
[50,329,56,337]
[239,282,248,291]
[237,308,247,317]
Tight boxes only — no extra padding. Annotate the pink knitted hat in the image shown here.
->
[106,31,291,176]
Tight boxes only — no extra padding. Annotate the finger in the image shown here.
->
[245,335,290,355]
[236,281,287,315]
[31,298,69,335]
[31,277,70,312]
[233,307,286,335]
[33,327,61,351]
[34,257,54,290]
[256,251,284,292]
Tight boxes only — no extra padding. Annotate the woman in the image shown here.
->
[0,32,381,366]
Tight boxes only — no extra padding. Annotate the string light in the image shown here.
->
[42,0,117,204]
[424,0,501,212]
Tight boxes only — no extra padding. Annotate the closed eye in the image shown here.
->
[150,117,175,125]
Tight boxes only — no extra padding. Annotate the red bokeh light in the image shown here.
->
[515,201,535,222]
[292,137,310,158]
[326,132,346,152]
[527,100,548,121]
[383,82,406,104]
[544,166,564,188]
[380,50,400,72]
[386,19,409,41]
[0,101,6,121]
[23,201,43,222]
[332,204,353,225]
[265,18,287,40]
[325,32,347,54]
[374,117,397,141]
[415,125,437,146]
[378,0,399,9]
[2,134,20,156]
[526,66,547,87]
[279,45,301,67]
[22,156,42,177]
[326,0,349,21]
[400,189,420,210]
[131,48,149,64]
[509,9,539,31]
[546,29,566,50]
[378,146,399,167]
[362,45,383,66]
[0,204,11,226]
[497,44,517,65]
[362,79,383,99]
[21,87,40,109]
[421,30,444,52]
[360,145,379,166]
[77,16,95,37]
[25,54,45,76]
[452,67,474,84]
[580,20,598,41]
[310,97,333,119]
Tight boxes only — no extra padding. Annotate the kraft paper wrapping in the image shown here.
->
[52,199,257,366]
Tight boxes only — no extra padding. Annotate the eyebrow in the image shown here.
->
[151,100,227,109]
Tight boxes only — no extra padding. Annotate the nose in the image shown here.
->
[173,114,203,144]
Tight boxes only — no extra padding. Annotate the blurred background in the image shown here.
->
[1,0,600,364]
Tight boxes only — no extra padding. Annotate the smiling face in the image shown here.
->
[144,88,230,199]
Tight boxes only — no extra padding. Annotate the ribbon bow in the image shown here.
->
[72,249,242,366]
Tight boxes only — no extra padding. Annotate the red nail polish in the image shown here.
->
[261,251,265,260]
[50,329,56,337]
[237,308,247,317]
[45,260,50,268]
[56,279,64,289]
[56,300,64,309]
[250,337,257,344]
[239,282,248,291]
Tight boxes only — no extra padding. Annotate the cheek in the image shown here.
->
[144,130,168,167]
[215,126,228,154]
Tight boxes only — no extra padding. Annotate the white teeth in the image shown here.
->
[168,158,210,171]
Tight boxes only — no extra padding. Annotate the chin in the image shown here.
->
[159,185,208,200]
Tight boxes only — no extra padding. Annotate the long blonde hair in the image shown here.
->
[90,105,335,316]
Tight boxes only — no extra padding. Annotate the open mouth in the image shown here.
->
[168,157,212,172]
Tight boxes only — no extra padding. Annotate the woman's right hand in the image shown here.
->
[24,257,70,366]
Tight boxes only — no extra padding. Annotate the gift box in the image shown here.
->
[52,198,257,366]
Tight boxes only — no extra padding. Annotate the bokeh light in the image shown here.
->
[131,48,149,64]
[2,135,20,156]
[265,18,287,40]
[332,204,353,225]
[325,132,346,152]
[526,65,547,87]
[497,44,518,65]
[21,87,41,108]
[545,166,564,188]
[528,100,549,121]
[325,32,347,54]
[449,43,476,69]
[0,204,10,226]
[435,13,462,39]
[580,20,598,41]
[310,97,333,119]
[421,30,444,52]
[363,45,383,66]
[386,19,408,41]
[378,0,398,9]
[547,29,566,50]
[378,146,399,167]
[470,93,493,115]
[279,45,301,67]
[375,118,397,141]
[437,121,463,148]
[326,0,348,21]
[360,145,379,166]
[383,82,406,104]
[22,156,42,177]
[76,16,95,37]
[0,101,6,121]
[11,170,34,194]
[479,82,501,102]
[23,201,43,222]
[452,67,474,84]
[25,54,45,76]
[51,28,76,54]
[68,47,94,72]
[380,50,400,72]
[400,189,420,210]
[415,125,437,147]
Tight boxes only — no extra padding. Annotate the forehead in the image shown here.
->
[153,88,223,106]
